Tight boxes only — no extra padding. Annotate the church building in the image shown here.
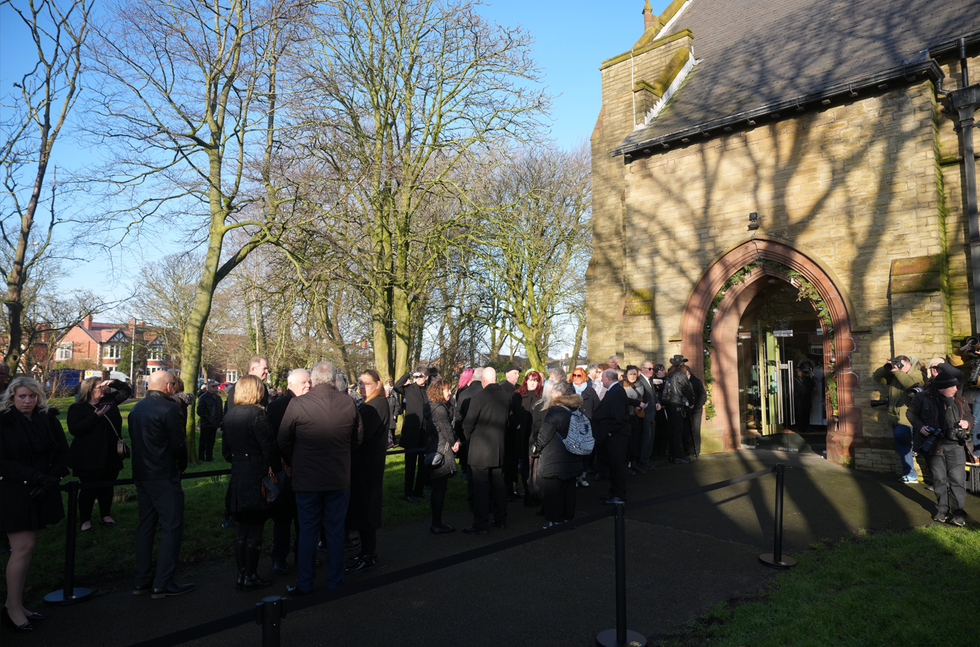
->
[587,0,980,471]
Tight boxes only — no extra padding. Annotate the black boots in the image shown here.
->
[235,537,271,590]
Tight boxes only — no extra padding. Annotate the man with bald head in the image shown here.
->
[460,368,512,534]
[129,370,194,598]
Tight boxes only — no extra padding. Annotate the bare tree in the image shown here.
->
[1,0,92,374]
[87,0,310,450]
[470,143,592,371]
[291,0,548,380]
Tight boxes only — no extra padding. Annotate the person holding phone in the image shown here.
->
[68,377,133,532]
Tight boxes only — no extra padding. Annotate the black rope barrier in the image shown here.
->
[123,462,787,647]
[46,447,429,606]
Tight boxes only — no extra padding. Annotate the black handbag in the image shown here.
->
[261,460,291,504]
[424,450,445,468]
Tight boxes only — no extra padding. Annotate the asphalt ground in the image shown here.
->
[9,449,976,647]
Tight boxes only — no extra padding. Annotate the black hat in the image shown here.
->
[669,355,689,366]
[932,371,958,389]
[504,364,521,374]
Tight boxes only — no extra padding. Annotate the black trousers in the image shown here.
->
[667,405,688,458]
[606,433,629,500]
[928,441,967,516]
[540,477,576,523]
[430,474,449,526]
[404,451,427,498]
[684,408,703,456]
[77,466,120,523]
[270,491,299,562]
[135,477,185,590]
[470,466,507,530]
[199,425,218,461]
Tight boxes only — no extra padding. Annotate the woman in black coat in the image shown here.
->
[68,377,132,531]
[0,377,70,630]
[224,375,279,590]
[346,370,391,572]
[533,381,584,527]
[393,367,430,501]
[511,371,542,505]
[425,378,460,534]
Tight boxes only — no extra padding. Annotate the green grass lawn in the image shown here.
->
[3,396,470,604]
[659,524,980,647]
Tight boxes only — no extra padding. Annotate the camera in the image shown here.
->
[870,398,889,408]
[920,427,942,454]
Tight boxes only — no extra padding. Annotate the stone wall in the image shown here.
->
[588,40,979,471]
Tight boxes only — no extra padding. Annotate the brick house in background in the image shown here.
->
[588,1,979,472]
[56,315,171,376]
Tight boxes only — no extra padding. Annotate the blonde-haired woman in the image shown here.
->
[68,377,132,532]
[224,375,279,590]
[0,377,70,630]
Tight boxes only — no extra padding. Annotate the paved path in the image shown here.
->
[12,450,976,647]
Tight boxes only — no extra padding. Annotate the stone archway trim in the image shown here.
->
[679,237,860,465]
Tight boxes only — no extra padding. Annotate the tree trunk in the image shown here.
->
[569,315,586,370]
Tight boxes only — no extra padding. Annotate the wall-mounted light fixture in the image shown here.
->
[748,211,759,230]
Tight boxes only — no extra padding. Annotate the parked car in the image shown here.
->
[218,382,233,391]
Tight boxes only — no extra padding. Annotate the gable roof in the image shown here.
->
[612,0,980,156]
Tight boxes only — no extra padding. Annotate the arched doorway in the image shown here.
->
[679,238,859,466]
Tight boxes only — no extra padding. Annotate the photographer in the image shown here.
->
[873,356,921,483]
[907,366,973,527]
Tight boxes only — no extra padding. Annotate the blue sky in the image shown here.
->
[1,0,668,316]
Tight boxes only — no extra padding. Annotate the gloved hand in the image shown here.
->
[38,473,62,495]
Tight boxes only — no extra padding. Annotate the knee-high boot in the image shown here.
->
[244,540,271,589]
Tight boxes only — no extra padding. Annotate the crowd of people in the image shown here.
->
[1,342,975,626]
[875,340,979,528]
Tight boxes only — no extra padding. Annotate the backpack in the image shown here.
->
[561,408,595,456]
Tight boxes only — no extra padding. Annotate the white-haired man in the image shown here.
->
[266,368,311,574]
[279,362,363,595]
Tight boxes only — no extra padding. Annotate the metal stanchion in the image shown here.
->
[255,595,286,647]
[596,501,647,647]
[759,463,797,569]
[45,481,92,604]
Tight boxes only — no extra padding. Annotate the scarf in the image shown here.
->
[942,395,959,433]
[573,381,587,395]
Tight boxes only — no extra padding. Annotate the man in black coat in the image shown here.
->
[196,380,223,462]
[664,355,696,464]
[279,362,363,595]
[129,370,194,598]
[461,367,512,534]
[687,368,708,458]
[636,361,661,471]
[593,369,631,504]
[394,367,430,502]
[266,368,311,574]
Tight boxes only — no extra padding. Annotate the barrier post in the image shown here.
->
[759,463,797,570]
[255,595,286,647]
[45,481,92,604]
[596,501,647,647]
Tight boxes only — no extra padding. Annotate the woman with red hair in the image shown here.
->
[510,371,543,505]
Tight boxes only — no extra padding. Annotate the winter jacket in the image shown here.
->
[873,364,921,427]
[129,390,187,481]
[535,394,585,481]
[278,383,363,491]
[425,400,458,479]
[0,407,70,533]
